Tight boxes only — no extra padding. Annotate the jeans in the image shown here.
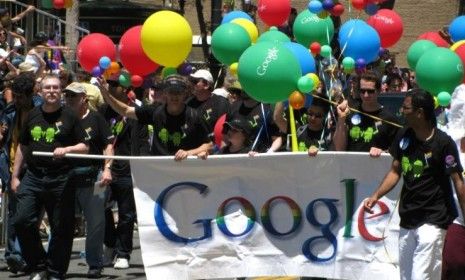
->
[104,175,136,260]
[4,190,25,265]
[14,169,75,279]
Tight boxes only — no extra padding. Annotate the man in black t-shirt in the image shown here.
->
[187,69,229,136]
[64,82,114,278]
[333,70,399,156]
[99,75,212,159]
[11,74,89,280]
[364,89,465,280]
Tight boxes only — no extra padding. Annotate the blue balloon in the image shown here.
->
[364,3,378,16]
[221,10,253,24]
[99,56,111,70]
[449,16,465,42]
[308,0,323,14]
[339,20,381,63]
[91,66,103,77]
[338,19,365,43]
[284,42,316,75]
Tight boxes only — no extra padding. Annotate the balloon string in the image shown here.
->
[311,94,403,128]
[289,106,298,152]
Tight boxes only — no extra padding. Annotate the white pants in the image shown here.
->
[399,223,446,280]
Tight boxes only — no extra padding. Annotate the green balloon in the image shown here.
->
[297,76,314,93]
[416,47,464,95]
[119,72,131,87]
[41,0,53,9]
[407,40,437,70]
[320,45,332,58]
[162,67,177,77]
[437,91,451,107]
[257,27,291,44]
[212,23,251,65]
[342,57,355,70]
[293,10,334,46]
[238,42,301,103]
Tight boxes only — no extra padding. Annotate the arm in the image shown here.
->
[53,142,89,158]
[451,172,465,221]
[101,143,114,186]
[174,142,213,161]
[11,5,35,22]
[11,144,26,193]
[267,135,283,153]
[364,159,401,212]
[273,102,287,134]
[332,100,349,151]
[98,81,137,120]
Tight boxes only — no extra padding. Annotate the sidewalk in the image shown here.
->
[0,231,146,279]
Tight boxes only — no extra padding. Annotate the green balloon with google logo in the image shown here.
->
[237,42,301,103]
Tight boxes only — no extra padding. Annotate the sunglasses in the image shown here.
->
[360,88,376,95]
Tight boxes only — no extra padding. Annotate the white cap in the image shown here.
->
[212,88,229,99]
[190,69,214,84]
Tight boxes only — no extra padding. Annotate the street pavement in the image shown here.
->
[0,231,146,279]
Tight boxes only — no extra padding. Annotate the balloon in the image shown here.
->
[416,47,464,95]
[257,0,291,27]
[451,40,465,51]
[213,114,227,148]
[453,44,465,82]
[418,32,449,48]
[257,27,291,44]
[119,72,131,87]
[238,42,301,103]
[177,63,193,75]
[356,58,366,69]
[322,0,334,11]
[449,16,465,42]
[64,0,73,8]
[141,11,192,67]
[317,10,330,19]
[211,23,251,65]
[91,66,102,77]
[162,67,177,77]
[109,62,120,74]
[230,63,238,75]
[42,0,53,9]
[339,20,381,63]
[367,9,403,48]
[119,26,159,76]
[284,42,316,75]
[406,40,437,70]
[99,56,111,70]
[131,75,143,88]
[437,91,451,107]
[53,0,64,9]
[307,73,320,89]
[364,3,378,15]
[308,0,323,14]
[342,57,355,70]
[289,91,306,109]
[297,76,314,93]
[232,18,259,43]
[320,45,332,58]
[293,10,334,46]
[310,42,321,56]
[351,0,366,10]
[77,33,116,73]
[222,11,253,24]
[331,4,345,17]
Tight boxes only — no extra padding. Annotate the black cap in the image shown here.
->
[223,117,252,136]
[163,75,190,94]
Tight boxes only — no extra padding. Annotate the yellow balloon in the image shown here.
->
[451,40,465,51]
[306,73,320,90]
[229,62,238,75]
[433,96,439,109]
[141,11,192,67]
[231,18,259,44]
[64,0,73,8]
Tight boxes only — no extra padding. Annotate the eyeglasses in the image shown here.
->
[307,112,324,119]
[42,85,60,90]
[360,88,376,95]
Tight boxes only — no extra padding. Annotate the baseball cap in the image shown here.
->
[227,81,242,91]
[63,82,87,96]
[18,62,35,73]
[163,75,190,94]
[223,117,252,136]
[190,69,213,84]
[212,88,229,99]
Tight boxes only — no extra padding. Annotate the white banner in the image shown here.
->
[131,152,401,280]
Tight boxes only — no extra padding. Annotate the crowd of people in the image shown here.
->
[0,4,464,280]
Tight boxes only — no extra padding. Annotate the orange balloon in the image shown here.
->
[109,62,120,74]
[289,91,305,110]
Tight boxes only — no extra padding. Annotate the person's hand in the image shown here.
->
[26,5,35,12]
[307,145,319,157]
[336,100,350,119]
[53,147,68,158]
[11,177,20,193]
[174,149,189,161]
[248,151,258,157]
[369,147,383,158]
[100,168,112,186]
[197,151,208,160]
[96,77,109,92]
[363,197,377,214]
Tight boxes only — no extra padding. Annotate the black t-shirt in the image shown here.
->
[346,105,399,152]
[390,128,463,229]
[74,110,114,168]
[296,126,331,152]
[19,106,88,171]
[135,105,210,156]
[227,101,280,152]
[187,94,229,134]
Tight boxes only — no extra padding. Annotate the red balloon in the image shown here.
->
[257,0,291,27]
[351,0,366,10]
[310,42,321,55]
[119,26,159,76]
[213,114,227,149]
[131,75,143,88]
[53,0,65,9]
[331,4,345,17]
[367,9,403,48]
[417,32,450,48]
[77,33,116,72]
[454,44,465,83]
